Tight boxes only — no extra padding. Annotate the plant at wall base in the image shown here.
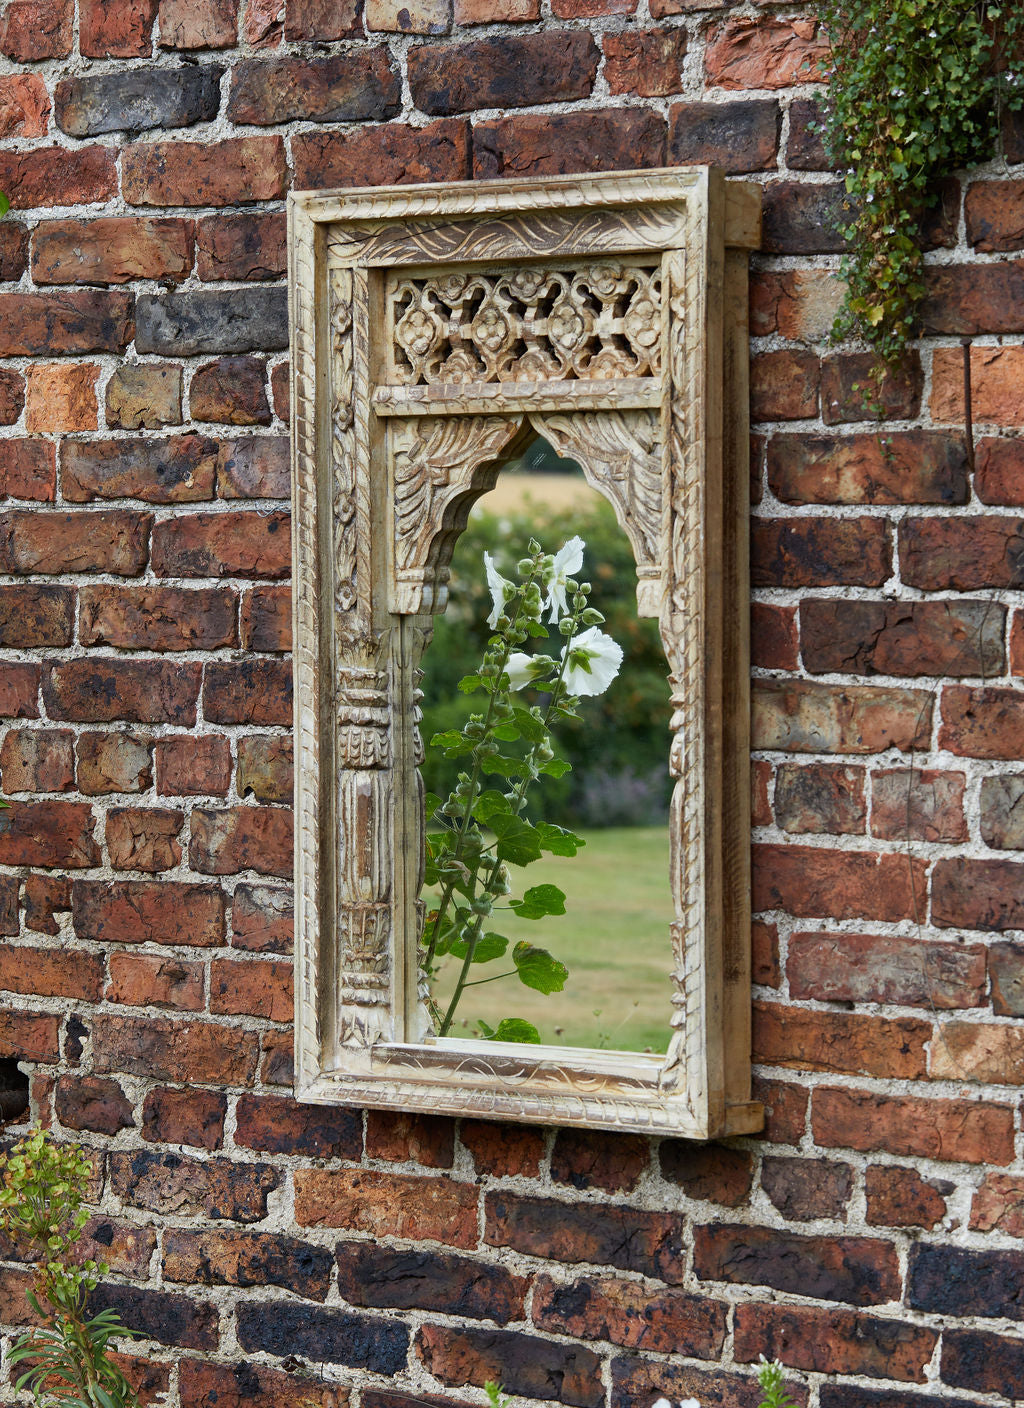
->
[423,537,622,1044]
[0,1128,140,1408]
[819,1,1024,363]
[756,1358,798,1408]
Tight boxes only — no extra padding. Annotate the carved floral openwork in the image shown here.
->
[290,168,761,1138]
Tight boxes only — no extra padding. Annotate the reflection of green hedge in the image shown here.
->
[420,494,672,828]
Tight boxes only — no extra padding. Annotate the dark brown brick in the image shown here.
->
[197,213,287,282]
[2,440,55,502]
[73,880,225,947]
[695,1223,899,1306]
[142,1087,225,1149]
[750,349,819,422]
[751,604,797,670]
[549,1130,647,1194]
[659,1143,753,1207]
[0,800,98,868]
[80,586,237,652]
[45,660,200,726]
[0,510,148,576]
[240,585,290,650]
[337,1243,526,1324]
[80,0,158,57]
[366,1110,455,1168]
[410,32,597,115]
[735,1303,937,1383]
[87,1283,218,1351]
[216,436,289,498]
[812,1086,1014,1165]
[151,511,289,578]
[460,1121,544,1178]
[284,0,361,39]
[235,1092,362,1158]
[768,431,968,505]
[923,260,1024,335]
[106,807,183,873]
[229,52,400,124]
[611,1359,800,1408]
[156,735,232,797]
[820,353,923,424]
[761,181,846,255]
[774,763,865,835]
[786,98,829,169]
[942,1329,1024,1398]
[802,599,1003,678]
[95,1017,258,1086]
[122,136,286,207]
[753,845,927,923]
[55,1074,134,1135]
[534,1274,726,1356]
[189,806,292,877]
[0,369,25,426]
[0,587,73,650]
[63,435,217,504]
[668,99,778,174]
[204,660,292,726]
[179,1361,345,1408]
[164,1227,332,1299]
[754,1002,928,1079]
[760,1156,853,1221]
[238,1300,407,1373]
[293,119,470,189]
[604,29,686,98]
[54,69,220,138]
[787,931,984,1010]
[0,146,117,211]
[485,1191,685,1282]
[296,1168,478,1247]
[474,109,664,178]
[865,1165,950,1230]
[751,1077,808,1146]
[417,1324,602,1408]
[190,358,270,426]
[909,1243,1024,1319]
[901,515,1024,590]
[231,884,292,953]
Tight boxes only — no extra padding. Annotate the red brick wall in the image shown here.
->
[1,1,1023,1404]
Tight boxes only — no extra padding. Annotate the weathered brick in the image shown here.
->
[940,686,1024,760]
[0,944,102,999]
[485,1191,685,1282]
[80,0,158,56]
[752,917,779,985]
[191,358,271,425]
[284,0,361,38]
[752,680,931,754]
[179,1361,345,1408]
[0,509,147,577]
[410,33,597,115]
[754,1002,928,1079]
[760,1156,853,1222]
[55,67,220,137]
[45,660,200,725]
[455,0,536,18]
[460,1121,544,1178]
[976,435,1024,506]
[0,800,98,869]
[774,763,865,835]
[229,52,400,124]
[753,518,890,589]
[0,877,20,938]
[81,586,237,652]
[604,30,686,98]
[0,726,74,792]
[338,1243,526,1323]
[123,137,287,208]
[734,1303,936,1383]
[930,1022,1024,1085]
[971,1173,1024,1236]
[0,1010,61,1062]
[156,735,232,797]
[870,767,967,844]
[751,1076,808,1146]
[235,1092,361,1157]
[80,1216,157,1279]
[209,956,292,1021]
[0,145,117,210]
[821,353,923,425]
[106,807,183,873]
[753,845,927,922]
[0,588,73,650]
[137,287,288,358]
[77,732,152,795]
[909,1243,1024,1320]
[418,1324,601,1407]
[902,514,1024,590]
[88,1283,218,1351]
[966,180,1024,251]
[107,953,205,1011]
[34,218,193,286]
[1,442,54,503]
[924,264,1024,336]
[189,806,292,877]
[706,17,827,90]
[239,1300,408,1372]
[55,1073,134,1135]
[865,1165,950,1230]
[787,931,984,1010]
[0,291,134,357]
[73,879,225,946]
[263,1033,293,1086]
[366,0,449,34]
[164,1227,331,1298]
[96,1017,259,1086]
[786,97,828,169]
[659,1143,753,1207]
[0,665,39,719]
[229,738,289,803]
[231,884,292,953]
[0,221,32,282]
[802,599,1003,678]
[990,942,1024,1017]
[0,368,24,424]
[980,775,1024,850]
[196,213,286,282]
[811,1086,1014,1165]
[0,74,50,138]
[296,1168,478,1246]
[158,0,238,47]
[63,436,216,504]
[0,0,72,58]
[548,1129,647,1194]
[751,605,797,672]
[474,109,664,178]
[25,363,98,433]
[533,1273,725,1356]
[106,366,183,430]
[750,349,819,422]
[761,182,846,255]
[670,99,780,173]
[767,432,968,505]
[611,1360,799,1408]
[216,436,290,498]
[942,1329,1024,1399]
[240,585,291,650]
[293,118,470,188]
[152,511,289,578]
[695,1223,898,1306]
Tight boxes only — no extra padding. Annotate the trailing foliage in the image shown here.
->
[820,0,1024,361]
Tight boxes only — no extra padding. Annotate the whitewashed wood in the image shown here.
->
[290,166,760,1139]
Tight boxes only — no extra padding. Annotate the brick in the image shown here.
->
[0,1010,61,1062]
[0,74,50,138]
[418,1324,601,1408]
[80,1216,158,1279]
[0,368,24,424]
[706,17,827,89]
[752,681,931,754]
[611,1360,798,1408]
[107,953,205,1011]
[750,349,818,422]
[871,767,967,844]
[156,735,232,797]
[196,213,286,282]
[474,109,664,179]
[865,1165,950,1230]
[81,586,237,652]
[937,346,1024,428]
[209,956,292,1021]
[366,1110,454,1168]
[460,1120,544,1178]
[88,1284,217,1351]
[106,366,183,430]
[991,942,1024,1016]
[484,1191,685,1282]
[695,1223,898,1306]
[239,1300,407,1373]
[752,517,890,589]
[751,1076,807,1146]
[802,599,1003,678]
[0,588,73,649]
[55,67,220,138]
[903,514,1024,591]
[235,1092,362,1158]
[240,585,291,650]
[753,845,927,922]
[0,0,71,58]
[942,1329,1024,1399]
[296,1168,478,1247]
[272,359,287,417]
[0,877,19,937]
[259,1022,316,1083]
[0,509,147,576]
[179,1362,345,1408]
[0,665,39,719]
[754,1002,928,1079]
[77,732,152,795]
[106,807,183,873]
[981,775,1024,850]
[24,363,97,433]
[0,945,103,1000]
[0,801,98,868]
[0,727,74,791]
[533,1273,725,1356]
[45,660,200,725]
[165,1227,331,1299]
[767,431,968,505]
[1,442,53,503]
[788,931,984,1010]
[659,1143,753,1207]
[284,0,361,39]
[294,118,470,188]
[152,511,290,578]
[0,145,117,211]
[0,223,29,281]
[761,181,846,254]
[366,0,449,31]
[34,218,193,286]
[80,0,158,56]
[0,291,133,357]
[216,436,290,498]
[604,30,687,98]
[409,33,597,115]
[760,1156,852,1221]
[73,880,225,946]
[139,290,289,361]
[549,1129,646,1193]
[455,0,537,21]
[750,269,846,342]
[774,763,865,834]
[189,806,291,877]
[940,687,1024,759]
[232,884,292,953]
[966,180,1024,251]
[229,52,400,124]
[751,918,779,985]
[63,435,216,503]
[976,435,1024,506]
[971,1173,1024,1236]
[811,1085,1014,1165]
[734,1303,937,1383]
[190,358,271,426]
[909,1243,1024,1320]
[55,1074,134,1135]
[930,1022,1024,1085]
[123,137,287,208]
[786,98,828,169]
[820,353,923,424]
[924,263,1024,336]
[158,0,238,47]
[338,1243,526,1323]
[96,1017,259,1086]
[751,605,797,671]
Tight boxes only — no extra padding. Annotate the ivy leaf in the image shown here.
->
[509,884,566,920]
[535,823,585,856]
[480,1017,542,1044]
[489,814,542,865]
[513,941,568,993]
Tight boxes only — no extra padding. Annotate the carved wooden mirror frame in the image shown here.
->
[290,167,762,1139]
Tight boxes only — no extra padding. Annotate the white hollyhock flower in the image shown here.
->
[484,551,513,630]
[560,626,623,697]
[505,652,554,691]
[543,535,585,622]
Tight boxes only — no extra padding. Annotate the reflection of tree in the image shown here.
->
[420,468,672,829]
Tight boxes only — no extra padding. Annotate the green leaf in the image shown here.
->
[535,822,585,856]
[489,815,541,866]
[512,941,568,993]
[0,192,9,218]
[509,884,567,920]
[511,706,547,742]
[537,756,571,777]
[491,720,521,741]
[450,931,508,963]
[424,792,441,820]
[430,729,474,757]
[471,789,511,824]
[485,1017,542,1044]
[457,674,482,694]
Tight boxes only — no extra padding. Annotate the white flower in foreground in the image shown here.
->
[484,551,514,630]
[651,1399,700,1408]
[505,652,554,692]
[543,535,585,622]
[560,626,623,697]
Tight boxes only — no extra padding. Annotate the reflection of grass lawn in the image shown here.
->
[430,825,672,1054]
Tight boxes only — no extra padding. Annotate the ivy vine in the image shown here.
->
[819,1,1024,363]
